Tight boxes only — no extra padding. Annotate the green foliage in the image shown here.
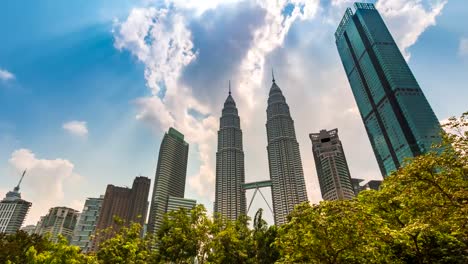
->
[157,205,210,264]
[206,214,254,264]
[276,112,468,263]
[96,222,156,264]
[3,112,466,263]
[0,230,52,264]
[253,209,279,264]
[26,236,96,264]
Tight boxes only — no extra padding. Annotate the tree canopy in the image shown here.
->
[1,112,466,263]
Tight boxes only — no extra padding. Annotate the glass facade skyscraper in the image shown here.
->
[335,3,441,176]
[148,128,189,234]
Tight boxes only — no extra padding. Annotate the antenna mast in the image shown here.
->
[14,169,26,192]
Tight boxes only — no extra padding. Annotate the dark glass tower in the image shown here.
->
[214,83,246,220]
[266,75,308,225]
[148,128,189,234]
[310,129,355,201]
[335,3,441,177]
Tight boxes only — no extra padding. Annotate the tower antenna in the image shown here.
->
[272,69,275,83]
[15,169,26,192]
[229,80,231,95]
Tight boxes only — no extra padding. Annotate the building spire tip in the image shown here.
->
[228,80,231,95]
[272,68,275,83]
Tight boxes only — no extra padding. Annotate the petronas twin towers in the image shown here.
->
[214,83,247,220]
[214,76,308,225]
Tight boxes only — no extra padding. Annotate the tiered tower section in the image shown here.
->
[214,83,246,220]
[266,76,308,225]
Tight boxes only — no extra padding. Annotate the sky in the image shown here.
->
[1,0,467,226]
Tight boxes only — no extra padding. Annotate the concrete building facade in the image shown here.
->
[93,176,150,249]
[0,172,31,234]
[71,196,104,252]
[167,196,196,213]
[35,206,79,243]
[310,129,355,201]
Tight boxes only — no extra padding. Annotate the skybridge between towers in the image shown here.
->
[242,180,273,215]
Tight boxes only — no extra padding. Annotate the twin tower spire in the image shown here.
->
[214,73,308,225]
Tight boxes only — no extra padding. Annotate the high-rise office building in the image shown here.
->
[93,176,150,249]
[21,225,36,235]
[335,3,441,177]
[0,171,31,234]
[366,179,382,191]
[71,196,104,253]
[148,128,189,234]
[214,84,246,221]
[35,206,79,243]
[351,178,365,196]
[167,196,196,213]
[351,178,383,195]
[266,74,308,225]
[310,129,355,201]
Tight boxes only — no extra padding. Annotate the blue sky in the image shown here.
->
[1,0,467,226]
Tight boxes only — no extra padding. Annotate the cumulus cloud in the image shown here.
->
[0,68,15,81]
[114,0,320,203]
[114,0,447,214]
[114,5,218,200]
[62,121,88,137]
[459,37,468,57]
[8,149,83,225]
[375,0,447,60]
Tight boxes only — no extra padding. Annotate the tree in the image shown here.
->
[25,236,96,264]
[158,208,198,263]
[275,201,395,263]
[276,112,468,263]
[358,111,468,263]
[207,214,254,264]
[252,209,279,264]
[96,222,156,264]
[0,230,52,264]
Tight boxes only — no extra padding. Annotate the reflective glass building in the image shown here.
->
[335,3,441,176]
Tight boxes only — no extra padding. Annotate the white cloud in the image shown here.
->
[459,37,468,57]
[8,149,83,225]
[62,121,88,137]
[236,0,320,110]
[114,0,321,203]
[164,0,242,15]
[113,0,447,215]
[376,0,447,60]
[114,6,217,200]
[0,68,14,81]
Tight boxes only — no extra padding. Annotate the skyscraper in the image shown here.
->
[0,171,31,234]
[148,128,189,234]
[335,3,441,177]
[310,129,355,201]
[214,83,246,220]
[35,206,79,243]
[266,74,308,225]
[93,176,150,249]
[72,196,104,253]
